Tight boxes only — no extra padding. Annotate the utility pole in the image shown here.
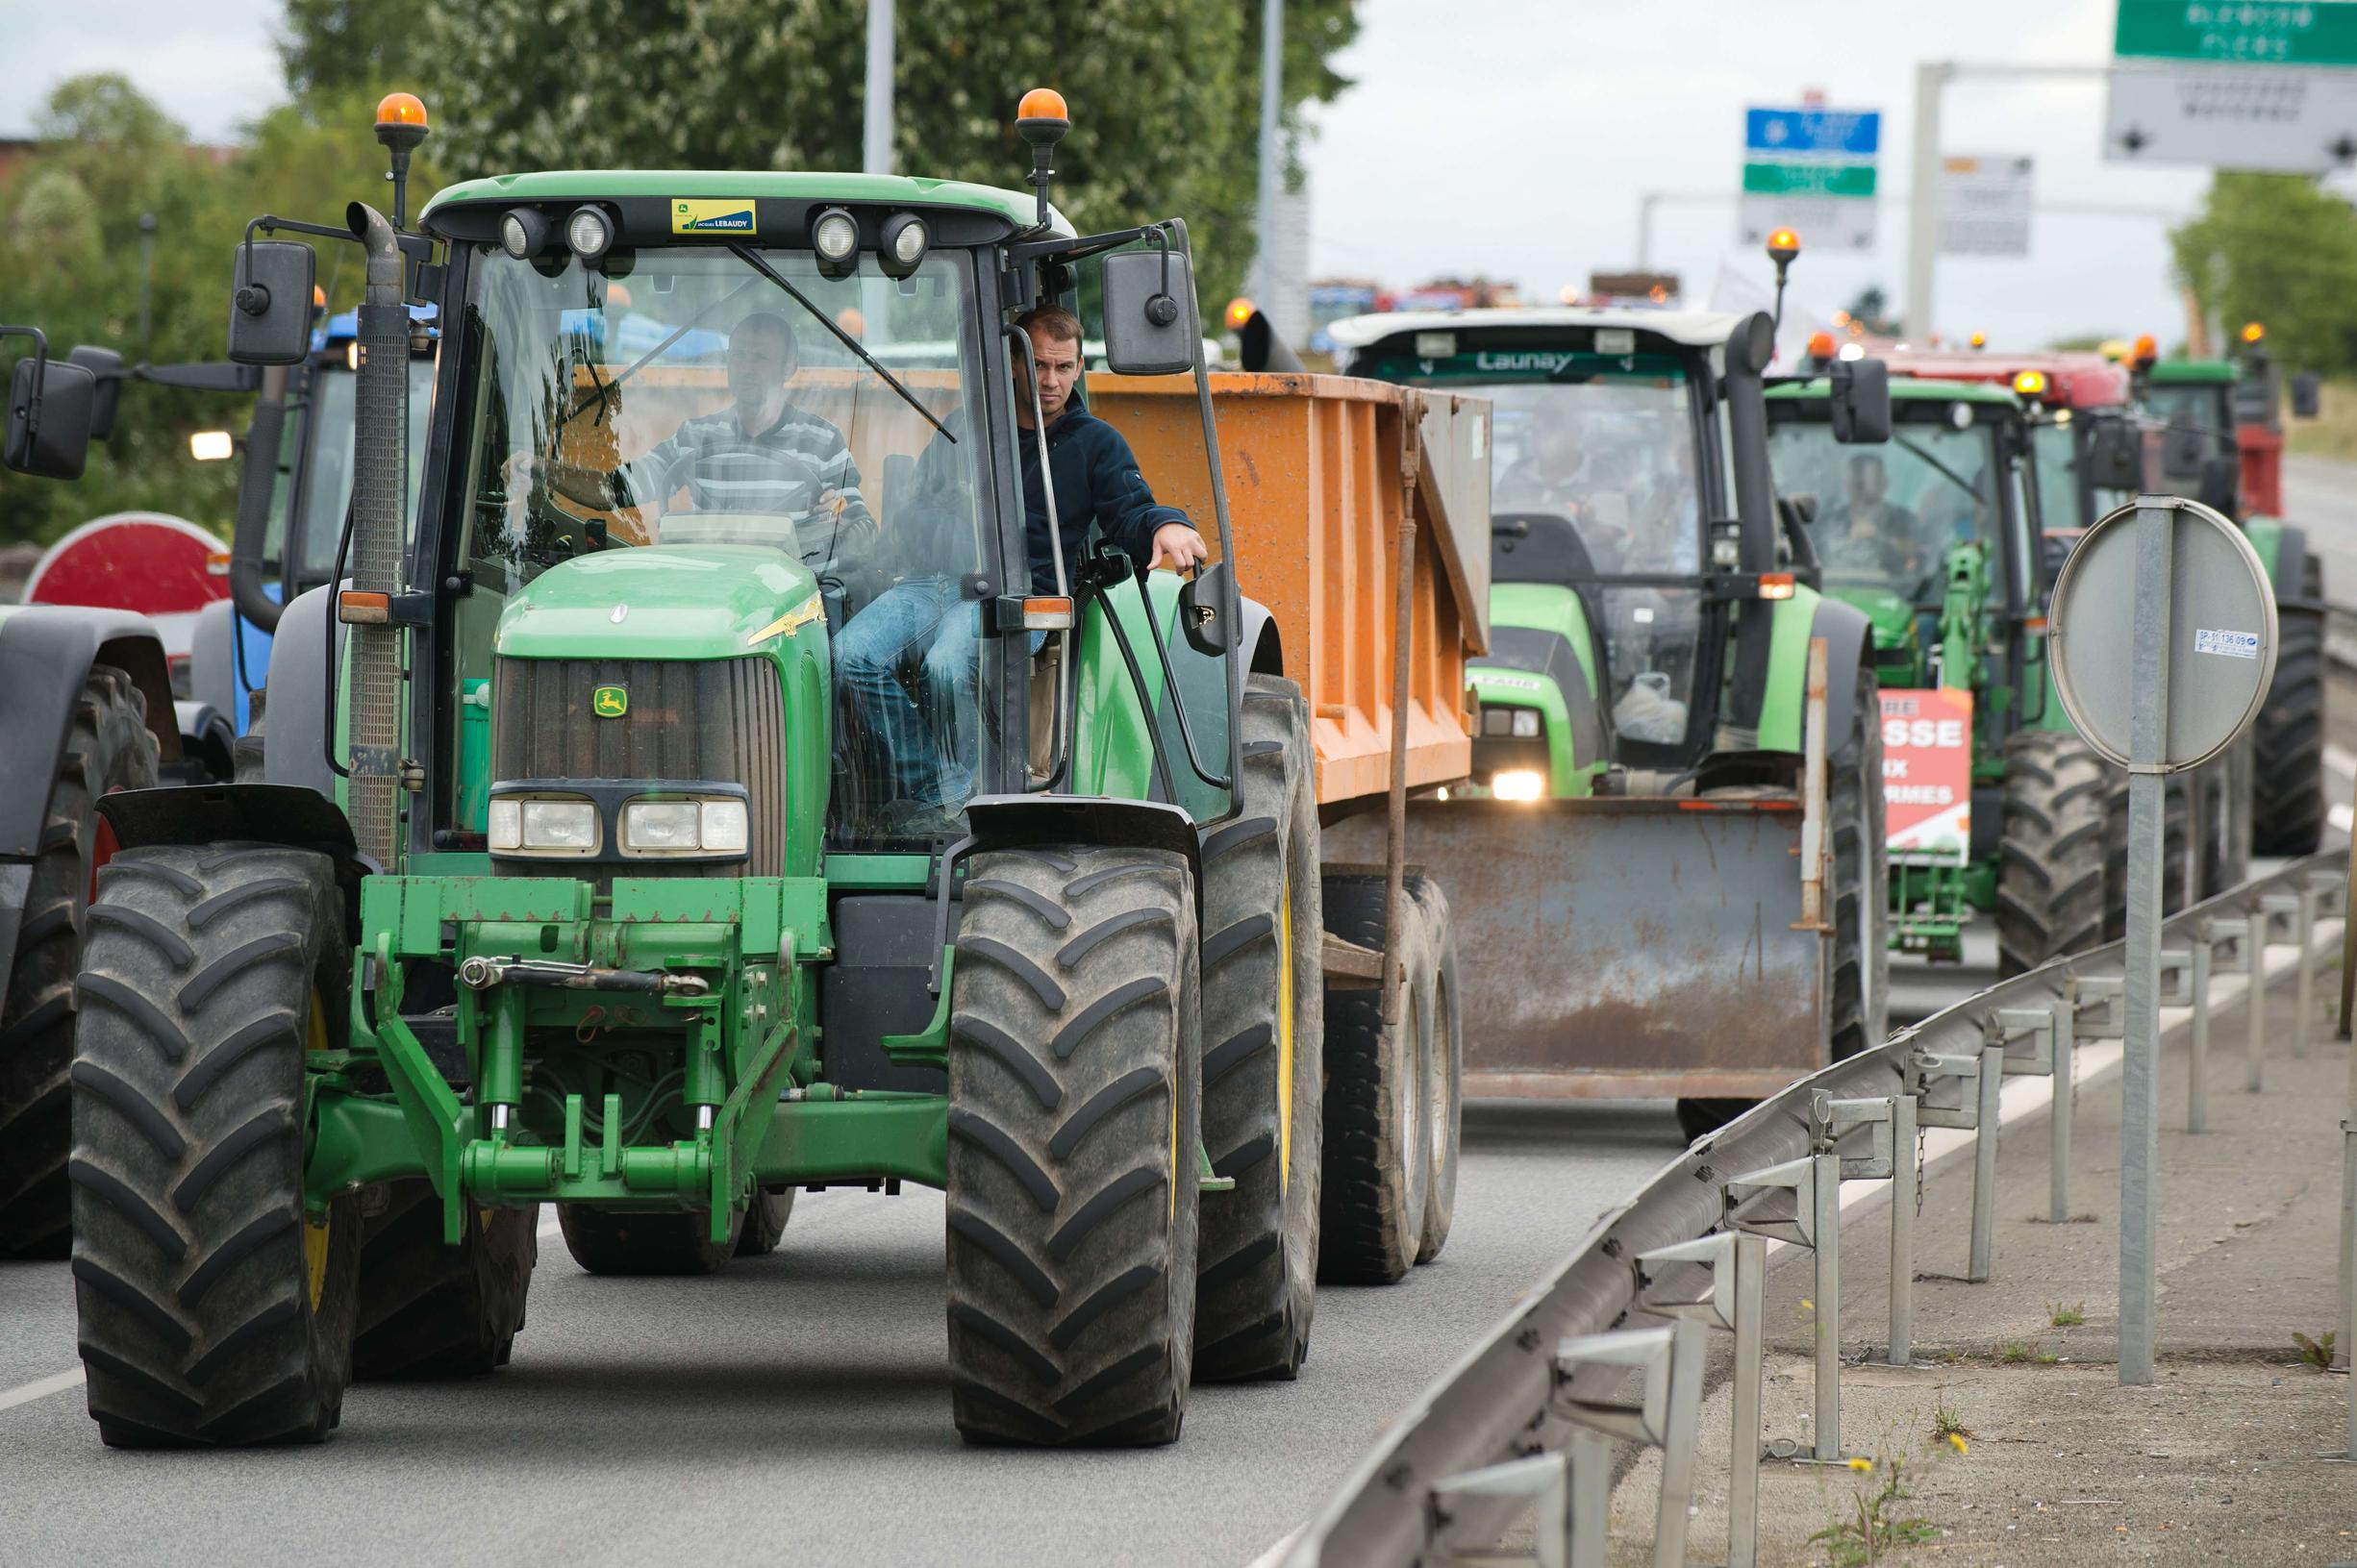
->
[1905,62,1950,343]
[1252,0,1284,302]
[863,0,895,176]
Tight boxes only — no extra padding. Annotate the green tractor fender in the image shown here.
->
[1756,585,1873,755]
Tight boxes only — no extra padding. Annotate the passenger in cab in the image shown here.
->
[1819,453,1922,579]
[834,303,1204,832]
[507,311,878,566]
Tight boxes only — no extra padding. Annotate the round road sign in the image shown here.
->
[2047,496,2276,776]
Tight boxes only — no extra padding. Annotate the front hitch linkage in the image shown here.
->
[457,956,711,997]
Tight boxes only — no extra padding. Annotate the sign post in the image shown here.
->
[1739,105,1880,253]
[2049,495,2278,1386]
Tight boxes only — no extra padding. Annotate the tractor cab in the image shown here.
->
[1333,308,1791,793]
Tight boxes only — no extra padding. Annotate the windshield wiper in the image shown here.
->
[728,242,953,443]
[1892,432,1987,505]
[558,276,762,431]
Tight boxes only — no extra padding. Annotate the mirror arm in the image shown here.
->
[0,325,51,447]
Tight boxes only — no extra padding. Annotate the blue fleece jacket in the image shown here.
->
[1017,400,1194,591]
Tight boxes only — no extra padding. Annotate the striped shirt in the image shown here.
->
[627,400,878,559]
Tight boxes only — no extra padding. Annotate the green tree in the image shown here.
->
[1843,286,1898,336]
[415,0,1356,309]
[279,0,427,100]
[2170,172,2357,372]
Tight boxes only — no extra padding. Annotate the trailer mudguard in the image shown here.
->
[0,607,180,863]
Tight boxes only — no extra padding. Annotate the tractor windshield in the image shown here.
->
[1768,411,2001,606]
[442,243,993,847]
[2029,418,2135,532]
[271,357,438,590]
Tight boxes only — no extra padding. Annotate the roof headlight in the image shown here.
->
[500,208,549,260]
[810,206,860,278]
[879,212,929,279]
[564,206,614,261]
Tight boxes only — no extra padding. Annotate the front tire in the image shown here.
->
[558,1204,740,1276]
[352,1183,537,1378]
[2252,559,2324,856]
[0,664,158,1257]
[944,844,1201,1446]
[69,843,360,1447]
[1998,732,2111,975]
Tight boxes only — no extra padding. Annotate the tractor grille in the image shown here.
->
[491,655,785,877]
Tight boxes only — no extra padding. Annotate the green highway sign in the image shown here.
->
[1740,162,1879,198]
[2115,0,2357,68]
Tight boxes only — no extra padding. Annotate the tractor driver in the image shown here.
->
[1818,453,1922,582]
[834,303,1206,834]
[505,311,879,572]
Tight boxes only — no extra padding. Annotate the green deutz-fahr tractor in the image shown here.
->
[1766,375,2116,972]
[1328,304,1893,1140]
[59,91,1416,1448]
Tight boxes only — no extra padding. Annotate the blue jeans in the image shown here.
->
[834,578,978,808]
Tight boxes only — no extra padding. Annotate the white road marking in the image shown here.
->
[2324,743,2357,780]
[0,1368,84,1414]
[2333,803,2354,834]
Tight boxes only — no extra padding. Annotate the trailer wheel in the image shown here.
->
[69,843,360,1446]
[351,1183,537,1378]
[2251,558,2324,856]
[944,844,1200,1446]
[1998,732,2112,975]
[1316,873,1431,1285]
[558,1204,742,1276]
[1193,676,1323,1381]
[0,664,158,1258]
[1412,879,1461,1266]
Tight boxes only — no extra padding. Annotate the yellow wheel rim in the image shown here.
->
[1276,873,1294,1195]
[302,987,332,1310]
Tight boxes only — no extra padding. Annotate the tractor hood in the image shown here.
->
[494,545,824,660]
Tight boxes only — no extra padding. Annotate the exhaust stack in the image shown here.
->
[341,201,408,868]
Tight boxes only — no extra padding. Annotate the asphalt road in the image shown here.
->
[0,1098,1687,1568]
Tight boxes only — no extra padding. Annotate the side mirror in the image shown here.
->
[226,240,317,366]
[2086,419,2141,491]
[2291,371,2321,419]
[3,333,100,480]
[1100,247,1200,377]
[1828,357,1891,444]
[68,345,125,441]
[2161,422,2207,482]
[1177,561,1232,657]
[2196,453,2240,516]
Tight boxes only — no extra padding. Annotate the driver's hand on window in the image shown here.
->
[500,450,537,495]
[1148,523,1209,572]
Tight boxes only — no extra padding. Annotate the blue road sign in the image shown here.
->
[1745,108,1881,158]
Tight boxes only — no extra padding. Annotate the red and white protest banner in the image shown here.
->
[1880,687,1972,864]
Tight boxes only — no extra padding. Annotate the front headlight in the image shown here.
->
[618,796,752,856]
[1511,709,1542,738]
[492,798,597,852]
[1492,769,1546,802]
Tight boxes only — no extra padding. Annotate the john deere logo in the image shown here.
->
[591,685,628,718]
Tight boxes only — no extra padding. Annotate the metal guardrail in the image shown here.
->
[1281,851,2349,1568]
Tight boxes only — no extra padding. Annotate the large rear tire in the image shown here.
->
[1827,665,1888,1059]
[2252,559,2324,856]
[1316,873,1431,1285]
[944,844,1200,1446]
[1193,676,1324,1381]
[558,1204,740,1276]
[1998,732,2111,975]
[352,1183,537,1378]
[1412,879,1461,1266]
[69,843,360,1447]
[0,664,158,1258]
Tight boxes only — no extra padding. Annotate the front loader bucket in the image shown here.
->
[1328,796,1829,1099]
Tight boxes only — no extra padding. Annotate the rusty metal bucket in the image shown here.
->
[1327,796,1830,1099]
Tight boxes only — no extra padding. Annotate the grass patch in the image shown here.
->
[1811,1452,1944,1567]
[2048,1302,2086,1328]
[1997,1339,2060,1366]
[2294,1329,2337,1370]
[1930,1406,1972,1445]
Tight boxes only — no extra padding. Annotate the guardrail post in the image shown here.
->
[2074,972,2125,1041]
[2211,913,2255,1093]
[1909,1046,2003,1281]
[2262,891,2300,1060]
[2298,882,2319,1049]
[1545,1325,1707,1568]
[1726,1152,1844,1462]
[2188,922,2214,1134]
[1812,1092,1913,1370]
[1427,1452,1573,1568]
[1639,1232,1767,1568]
[1992,1003,2071,1223]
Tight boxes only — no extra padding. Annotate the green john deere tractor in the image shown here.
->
[2140,336,2327,857]
[59,93,1377,1448]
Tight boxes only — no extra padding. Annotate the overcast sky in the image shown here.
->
[0,0,2252,347]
